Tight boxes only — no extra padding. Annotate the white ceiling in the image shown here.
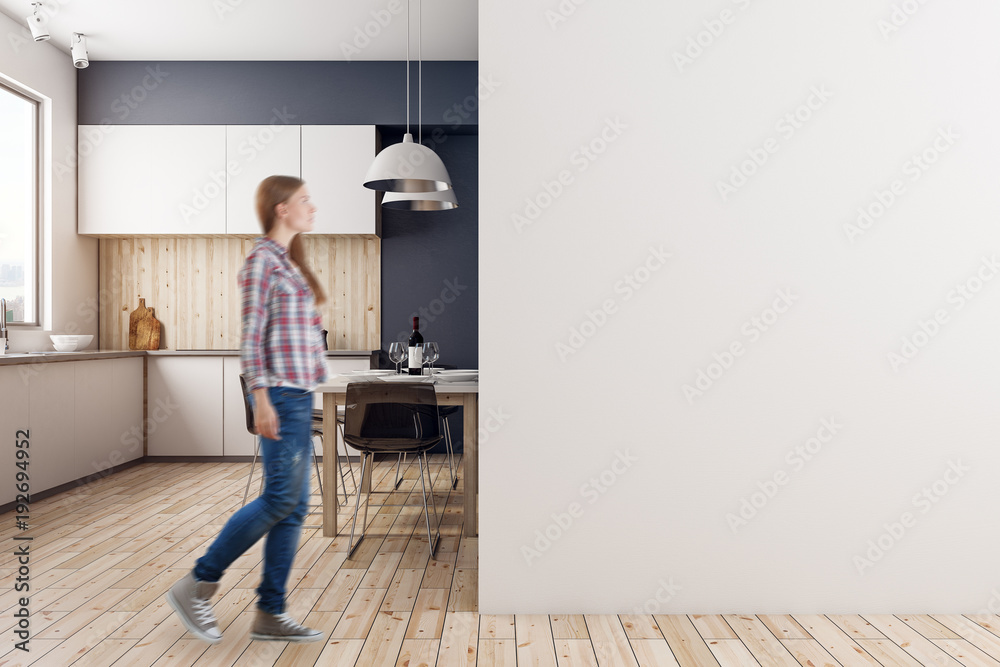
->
[0,0,477,61]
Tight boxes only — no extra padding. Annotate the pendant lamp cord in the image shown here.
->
[406,0,410,136]
[418,0,422,145]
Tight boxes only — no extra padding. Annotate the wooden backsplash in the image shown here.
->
[99,236,380,351]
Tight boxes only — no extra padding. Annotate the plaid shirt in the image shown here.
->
[239,236,328,393]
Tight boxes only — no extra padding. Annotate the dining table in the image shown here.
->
[316,374,480,538]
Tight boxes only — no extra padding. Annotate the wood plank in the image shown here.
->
[759,615,809,640]
[439,611,479,666]
[861,615,964,666]
[691,614,738,639]
[448,568,477,612]
[655,615,722,667]
[621,614,664,640]
[516,614,559,667]
[586,615,640,667]
[356,610,409,667]
[551,614,590,639]
[706,639,761,666]
[478,638,517,666]
[780,639,842,667]
[896,613,962,639]
[722,615,798,667]
[397,639,440,667]
[826,615,885,640]
[382,568,426,613]
[630,638,681,667]
[792,614,882,666]
[405,588,449,640]
[480,614,516,640]
[330,587,387,639]
[855,639,925,666]
[933,615,1000,660]
[932,638,1000,667]
[556,638,600,666]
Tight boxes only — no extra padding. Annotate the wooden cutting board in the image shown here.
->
[128,298,161,350]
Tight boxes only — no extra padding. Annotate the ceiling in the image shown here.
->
[0,0,477,61]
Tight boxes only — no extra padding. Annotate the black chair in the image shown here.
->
[343,381,443,559]
[392,406,459,491]
[238,375,354,510]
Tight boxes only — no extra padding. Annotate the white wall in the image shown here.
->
[480,0,1000,612]
[0,10,94,351]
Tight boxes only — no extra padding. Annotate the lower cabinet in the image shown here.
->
[75,358,145,476]
[0,357,145,503]
[147,357,224,456]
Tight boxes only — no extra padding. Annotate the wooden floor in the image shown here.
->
[3,460,1000,666]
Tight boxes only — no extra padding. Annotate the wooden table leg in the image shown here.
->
[463,393,478,537]
[322,392,338,537]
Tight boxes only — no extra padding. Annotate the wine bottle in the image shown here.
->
[408,316,423,375]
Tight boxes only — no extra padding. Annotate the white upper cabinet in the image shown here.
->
[226,125,302,235]
[79,124,376,236]
[301,126,378,235]
[79,125,227,235]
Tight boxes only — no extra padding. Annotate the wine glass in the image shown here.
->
[422,342,439,373]
[388,342,407,374]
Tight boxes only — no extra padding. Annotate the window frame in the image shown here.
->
[0,78,42,328]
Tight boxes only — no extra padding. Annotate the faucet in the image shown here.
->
[1,298,7,351]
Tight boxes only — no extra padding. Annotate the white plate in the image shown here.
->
[434,369,479,374]
[379,374,434,383]
[434,373,478,383]
[341,369,394,376]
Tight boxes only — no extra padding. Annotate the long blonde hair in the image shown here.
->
[255,175,326,306]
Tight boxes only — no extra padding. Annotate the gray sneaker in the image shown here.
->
[166,571,222,644]
[250,610,324,642]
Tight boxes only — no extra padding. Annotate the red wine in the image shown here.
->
[408,317,423,375]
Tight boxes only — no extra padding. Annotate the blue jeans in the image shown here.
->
[194,386,312,614]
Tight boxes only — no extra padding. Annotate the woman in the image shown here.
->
[167,175,328,644]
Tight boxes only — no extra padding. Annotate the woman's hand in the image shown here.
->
[252,388,280,440]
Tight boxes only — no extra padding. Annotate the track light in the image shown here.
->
[70,33,88,69]
[25,2,49,42]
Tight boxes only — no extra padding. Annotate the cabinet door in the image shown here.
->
[301,126,377,234]
[147,357,224,456]
[78,125,153,235]
[28,362,76,492]
[112,357,145,463]
[78,125,226,235]
[0,367,31,504]
[148,126,228,234]
[226,125,301,234]
[74,360,117,476]
[222,357,255,456]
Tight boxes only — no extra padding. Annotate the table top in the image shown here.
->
[316,375,479,393]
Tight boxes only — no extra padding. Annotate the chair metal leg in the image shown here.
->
[335,425,350,505]
[311,433,324,501]
[443,416,458,490]
[393,452,407,490]
[347,452,370,559]
[339,422,357,491]
[242,438,260,507]
[417,452,440,559]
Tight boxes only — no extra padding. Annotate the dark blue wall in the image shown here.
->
[78,61,479,126]
[77,60,479,451]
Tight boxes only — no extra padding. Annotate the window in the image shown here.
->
[0,82,39,326]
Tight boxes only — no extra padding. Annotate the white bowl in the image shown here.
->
[49,334,93,352]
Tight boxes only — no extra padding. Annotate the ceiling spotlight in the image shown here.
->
[25,3,49,42]
[70,33,88,68]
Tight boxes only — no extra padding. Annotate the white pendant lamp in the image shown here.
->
[363,0,453,195]
[382,187,458,211]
